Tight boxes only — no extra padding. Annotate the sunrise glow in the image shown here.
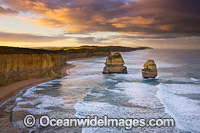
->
[0,0,199,49]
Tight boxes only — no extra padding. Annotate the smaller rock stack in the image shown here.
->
[103,53,127,74]
[142,60,157,78]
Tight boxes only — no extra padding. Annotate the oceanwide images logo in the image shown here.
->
[24,114,175,129]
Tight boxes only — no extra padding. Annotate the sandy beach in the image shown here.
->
[0,78,52,104]
[0,63,75,133]
[0,63,75,105]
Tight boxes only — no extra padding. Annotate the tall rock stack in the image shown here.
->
[142,60,158,78]
[103,53,127,74]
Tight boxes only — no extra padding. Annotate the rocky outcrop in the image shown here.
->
[103,53,127,74]
[142,60,157,78]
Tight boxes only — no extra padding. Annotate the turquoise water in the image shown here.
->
[1,49,200,132]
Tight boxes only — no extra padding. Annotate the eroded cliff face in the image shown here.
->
[0,51,110,87]
[0,54,63,87]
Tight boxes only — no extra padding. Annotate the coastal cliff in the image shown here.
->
[0,54,63,87]
[0,46,151,87]
[0,46,111,87]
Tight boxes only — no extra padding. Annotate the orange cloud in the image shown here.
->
[33,17,66,28]
[0,6,18,16]
[110,16,155,28]
[156,25,174,31]
[2,0,200,37]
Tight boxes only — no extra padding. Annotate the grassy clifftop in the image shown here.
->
[0,46,109,54]
[0,46,152,54]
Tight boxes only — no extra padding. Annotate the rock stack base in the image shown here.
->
[142,60,157,78]
[103,53,127,74]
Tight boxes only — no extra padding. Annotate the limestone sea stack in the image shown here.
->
[103,53,127,74]
[142,60,157,78]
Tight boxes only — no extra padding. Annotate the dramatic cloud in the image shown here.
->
[0,6,18,16]
[0,31,65,42]
[1,0,200,41]
[111,34,187,40]
[76,37,111,44]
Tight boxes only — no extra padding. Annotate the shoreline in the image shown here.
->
[0,47,149,104]
[0,63,74,105]
[0,78,52,105]
[0,56,100,105]
[0,56,105,132]
[0,60,78,133]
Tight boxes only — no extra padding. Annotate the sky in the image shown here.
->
[0,0,200,49]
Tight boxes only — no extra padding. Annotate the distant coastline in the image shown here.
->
[0,45,152,54]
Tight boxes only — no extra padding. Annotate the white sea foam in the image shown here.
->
[75,101,138,118]
[105,88,122,93]
[75,101,142,132]
[37,82,53,87]
[106,79,118,82]
[22,86,43,97]
[190,78,200,82]
[75,100,178,133]
[15,97,23,102]
[157,84,200,95]
[36,95,64,108]
[87,92,104,97]
[116,82,162,108]
[13,96,65,117]
[157,84,200,132]
[114,73,143,81]
[158,72,200,83]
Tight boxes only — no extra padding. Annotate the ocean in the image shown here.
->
[0,49,200,132]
